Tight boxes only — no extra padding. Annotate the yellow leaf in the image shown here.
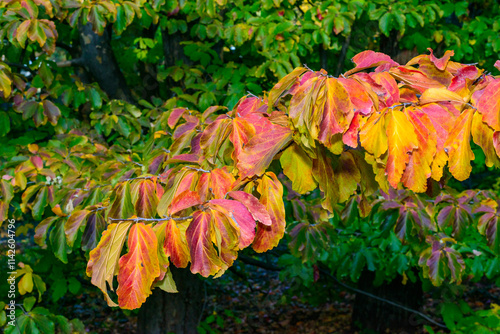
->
[419,87,465,105]
[279,143,317,194]
[359,112,388,158]
[385,108,418,188]
[471,111,500,168]
[444,109,475,181]
[86,222,132,307]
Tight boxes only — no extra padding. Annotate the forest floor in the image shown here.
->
[73,260,500,334]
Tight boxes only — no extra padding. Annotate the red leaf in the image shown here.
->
[345,51,399,76]
[169,190,202,215]
[236,123,292,178]
[477,79,500,131]
[164,219,190,268]
[428,48,454,71]
[226,191,272,226]
[208,199,256,248]
[186,211,223,277]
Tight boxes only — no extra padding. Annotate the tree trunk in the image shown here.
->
[78,23,134,103]
[352,270,423,333]
[138,267,204,334]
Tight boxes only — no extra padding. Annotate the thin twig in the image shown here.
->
[185,166,211,173]
[56,58,84,68]
[108,215,193,222]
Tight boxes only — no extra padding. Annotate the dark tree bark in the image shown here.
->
[352,270,424,333]
[137,267,204,334]
[319,46,329,72]
[78,23,134,103]
[161,28,191,68]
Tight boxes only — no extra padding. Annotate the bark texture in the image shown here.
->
[78,23,134,103]
[137,267,204,334]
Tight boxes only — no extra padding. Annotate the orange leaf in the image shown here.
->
[169,190,202,216]
[230,117,256,165]
[316,78,353,149]
[117,223,160,310]
[208,199,256,249]
[345,51,399,76]
[401,108,437,192]
[163,219,190,268]
[428,48,454,71]
[226,191,272,226]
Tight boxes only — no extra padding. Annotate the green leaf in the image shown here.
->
[108,182,135,219]
[38,63,54,87]
[67,277,81,294]
[0,111,11,136]
[51,278,67,302]
[379,12,392,37]
[32,186,48,220]
[23,296,36,312]
[49,220,70,264]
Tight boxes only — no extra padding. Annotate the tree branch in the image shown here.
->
[4,62,30,71]
[56,58,85,68]
[237,254,282,271]
[108,216,193,222]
